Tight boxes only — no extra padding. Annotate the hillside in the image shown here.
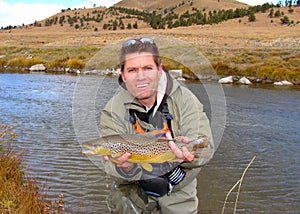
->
[114,0,249,13]
[0,1,299,82]
[1,0,250,32]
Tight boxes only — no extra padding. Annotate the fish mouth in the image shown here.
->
[81,149,94,156]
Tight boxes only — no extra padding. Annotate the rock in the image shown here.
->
[281,80,293,85]
[274,80,293,86]
[169,70,183,79]
[238,77,252,85]
[29,64,46,71]
[218,76,233,84]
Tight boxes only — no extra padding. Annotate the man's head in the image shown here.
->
[119,38,161,71]
[119,38,163,107]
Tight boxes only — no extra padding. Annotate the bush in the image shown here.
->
[280,16,290,24]
[7,57,42,67]
[213,62,239,76]
[46,59,66,69]
[257,65,275,78]
[66,58,85,69]
[0,58,8,67]
[0,123,64,213]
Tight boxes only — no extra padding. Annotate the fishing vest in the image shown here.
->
[127,101,174,139]
[125,68,175,138]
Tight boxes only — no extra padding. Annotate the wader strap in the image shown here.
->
[128,102,174,138]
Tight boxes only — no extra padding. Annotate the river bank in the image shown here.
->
[1,8,299,84]
[1,66,300,86]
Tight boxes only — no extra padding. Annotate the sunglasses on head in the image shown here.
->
[122,38,156,47]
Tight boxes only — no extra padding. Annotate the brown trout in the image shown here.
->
[81,134,208,172]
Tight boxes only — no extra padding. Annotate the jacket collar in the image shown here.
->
[120,68,175,115]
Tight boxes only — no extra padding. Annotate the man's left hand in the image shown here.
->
[166,132,194,162]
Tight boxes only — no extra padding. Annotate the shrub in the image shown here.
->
[46,59,66,68]
[0,58,8,67]
[257,65,275,78]
[0,123,64,213]
[6,57,42,67]
[213,62,239,76]
[66,58,85,69]
[280,16,290,24]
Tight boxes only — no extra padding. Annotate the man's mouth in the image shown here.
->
[136,83,149,88]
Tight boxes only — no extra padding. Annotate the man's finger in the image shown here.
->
[117,152,131,163]
[169,141,184,159]
[165,132,173,140]
[103,155,110,161]
[182,146,194,162]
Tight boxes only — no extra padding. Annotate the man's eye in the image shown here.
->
[145,66,154,71]
[127,68,136,73]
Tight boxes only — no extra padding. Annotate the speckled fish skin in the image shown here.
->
[82,134,208,164]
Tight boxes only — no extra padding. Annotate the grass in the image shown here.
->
[0,46,99,70]
[211,49,300,81]
[0,123,64,213]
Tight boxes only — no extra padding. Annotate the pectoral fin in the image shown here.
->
[140,163,153,172]
[110,157,121,165]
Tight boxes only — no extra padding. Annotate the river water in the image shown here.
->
[0,73,299,213]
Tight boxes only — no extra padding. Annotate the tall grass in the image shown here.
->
[7,57,42,68]
[0,124,64,213]
[212,49,300,81]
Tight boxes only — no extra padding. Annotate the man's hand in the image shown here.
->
[103,153,135,172]
[166,132,194,162]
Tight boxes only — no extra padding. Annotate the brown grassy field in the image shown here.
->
[0,6,299,80]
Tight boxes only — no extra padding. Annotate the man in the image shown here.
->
[100,37,214,213]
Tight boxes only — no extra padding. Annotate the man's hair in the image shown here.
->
[119,40,161,71]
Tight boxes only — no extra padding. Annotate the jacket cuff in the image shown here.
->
[115,164,142,179]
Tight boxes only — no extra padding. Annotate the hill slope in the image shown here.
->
[115,0,249,13]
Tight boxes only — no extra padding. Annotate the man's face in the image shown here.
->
[121,52,162,107]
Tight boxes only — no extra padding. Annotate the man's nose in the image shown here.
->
[137,68,146,78]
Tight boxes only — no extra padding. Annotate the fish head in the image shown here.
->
[191,136,208,152]
[81,138,111,156]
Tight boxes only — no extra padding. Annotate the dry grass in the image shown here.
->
[0,124,64,213]
[0,6,299,79]
[222,156,256,214]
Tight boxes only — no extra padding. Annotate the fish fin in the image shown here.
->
[157,153,176,162]
[110,157,121,165]
[140,163,153,172]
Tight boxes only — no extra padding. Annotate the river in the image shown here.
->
[0,73,299,213]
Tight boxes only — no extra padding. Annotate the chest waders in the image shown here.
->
[127,100,186,198]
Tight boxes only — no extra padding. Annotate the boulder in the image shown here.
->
[239,77,252,85]
[218,76,233,84]
[169,69,183,79]
[274,80,293,86]
[29,64,46,71]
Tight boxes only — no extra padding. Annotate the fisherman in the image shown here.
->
[100,37,214,213]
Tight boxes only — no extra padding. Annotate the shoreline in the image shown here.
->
[1,66,299,86]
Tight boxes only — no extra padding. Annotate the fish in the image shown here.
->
[81,134,208,172]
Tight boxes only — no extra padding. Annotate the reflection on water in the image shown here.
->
[0,73,299,213]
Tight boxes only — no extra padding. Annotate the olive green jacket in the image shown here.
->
[100,70,214,191]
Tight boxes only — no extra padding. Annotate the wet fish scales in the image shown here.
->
[82,134,208,171]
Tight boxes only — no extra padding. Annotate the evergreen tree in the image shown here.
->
[248,12,256,22]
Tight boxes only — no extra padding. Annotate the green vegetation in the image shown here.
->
[0,123,64,213]
[0,45,299,81]
[1,3,285,31]
[212,49,300,81]
[0,46,100,72]
[108,3,275,30]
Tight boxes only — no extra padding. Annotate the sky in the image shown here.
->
[0,0,281,28]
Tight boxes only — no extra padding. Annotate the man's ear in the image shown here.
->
[159,64,163,73]
[120,71,126,82]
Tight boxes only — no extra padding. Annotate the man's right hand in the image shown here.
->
[103,153,135,172]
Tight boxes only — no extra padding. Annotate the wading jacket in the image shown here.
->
[100,69,214,192]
